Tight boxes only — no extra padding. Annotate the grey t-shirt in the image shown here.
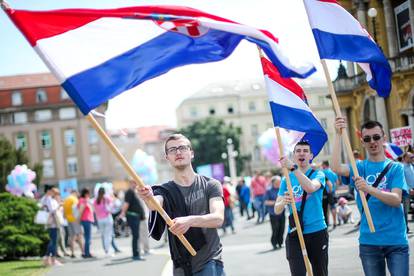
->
[172,174,223,275]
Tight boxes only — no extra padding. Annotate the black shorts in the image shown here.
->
[327,192,336,207]
[286,229,329,276]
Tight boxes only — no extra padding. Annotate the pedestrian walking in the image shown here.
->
[264,175,285,250]
[251,170,267,224]
[63,190,84,258]
[332,118,409,276]
[93,187,115,257]
[275,141,328,276]
[138,133,225,275]
[78,188,94,258]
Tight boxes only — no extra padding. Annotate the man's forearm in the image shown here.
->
[368,187,401,207]
[187,213,224,228]
[274,198,286,215]
[294,170,319,193]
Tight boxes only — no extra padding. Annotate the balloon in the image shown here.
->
[258,128,304,166]
[131,149,159,185]
[6,164,37,197]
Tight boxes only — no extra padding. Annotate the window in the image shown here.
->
[253,146,261,161]
[209,108,215,115]
[59,107,76,120]
[40,131,52,149]
[43,159,55,178]
[318,96,325,106]
[320,118,327,129]
[67,157,78,176]
[11,91,22,106]
[13,112,27,124]
[36,89,48,103]
[34,110,52,122]
[248,101,256,112]
[251,124,259,137]
[60,89,70,100]
[227,106,234,114]
[190,107,198,118]
[64,129,76,146]
[323,140,331,155]
[90,155,102,173]
[88,128,99,144]
[15,132,27,151]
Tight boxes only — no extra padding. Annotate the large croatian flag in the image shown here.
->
[4,5,316,115]
[261,56,327,157]
[303,0,392,97]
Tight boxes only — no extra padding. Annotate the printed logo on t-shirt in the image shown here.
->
[365,174,390,192]
[292,186,312,202]
[184,189,205,206]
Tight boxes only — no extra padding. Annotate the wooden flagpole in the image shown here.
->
[86,113,197,256]
[258,48,313,276]
[320,60,375,232]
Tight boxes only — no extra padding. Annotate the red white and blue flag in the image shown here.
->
[261,56,327,157]
[4,5,316,115]
[303,0,392,97]
[384,142,403,160]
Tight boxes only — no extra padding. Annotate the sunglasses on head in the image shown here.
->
[362,134,382,143]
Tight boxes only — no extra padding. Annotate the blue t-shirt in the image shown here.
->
[264,187,283,216]
[323,168,338,193]
[278,168,327,234]
[348,159,408,246]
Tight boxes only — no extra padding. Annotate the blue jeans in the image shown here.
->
[359,244,409,276]
[194,260,225,276]
[46,228,58,257]
[222,207,234,232]
[253,195,265,222]
[126,214,140,257]
[81,221,92,256]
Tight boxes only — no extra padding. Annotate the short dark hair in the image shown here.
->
[80,188,90,198]
[294,140,312,153]
[361,120,384,134]
[164,133,192,153]
[322,160,330,167]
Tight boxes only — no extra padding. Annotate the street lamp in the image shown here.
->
[368,7,378,43]
[221,138,238,184]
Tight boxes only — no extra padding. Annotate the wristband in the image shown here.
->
[290,164,298,172]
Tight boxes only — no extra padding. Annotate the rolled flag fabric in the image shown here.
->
[303,0,392,97]
[384,142,403,160]
[4,5,316,115]
[260,56,327,157]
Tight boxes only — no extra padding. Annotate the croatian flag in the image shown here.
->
[4,5,316,115]
[303,0,392,97]
[384,142,403,160]
[261,56,327,157]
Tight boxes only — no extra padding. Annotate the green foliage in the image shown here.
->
[0,193,49,260]
[32,163,43,187]
[0,138,17,193]
[179,117,247,174]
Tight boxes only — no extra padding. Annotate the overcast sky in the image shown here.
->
[0,0,340,130]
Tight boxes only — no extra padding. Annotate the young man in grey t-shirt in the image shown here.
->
[138,134,225,276]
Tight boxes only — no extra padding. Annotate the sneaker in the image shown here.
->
[132,256,145,261]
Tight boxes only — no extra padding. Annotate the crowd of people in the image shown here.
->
[36,118,413,275]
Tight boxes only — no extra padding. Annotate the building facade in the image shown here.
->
[176,80,336,174]
[0,73,111,189]
[334,0,414,156]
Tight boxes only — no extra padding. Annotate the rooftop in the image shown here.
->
[0,73,59,90]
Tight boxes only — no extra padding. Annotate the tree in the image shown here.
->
[179,117,247,175]
[0,137,17,193]
[32,163,44,188]
[0,193,49,259]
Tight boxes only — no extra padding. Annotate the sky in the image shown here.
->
[0,0,340,130]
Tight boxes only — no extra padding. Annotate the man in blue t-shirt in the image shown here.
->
[275,141,328,276]
[322,160,339,228]
[332,118,409,276]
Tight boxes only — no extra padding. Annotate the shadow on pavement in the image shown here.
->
[105,258,134,266]
[256,248,278,255]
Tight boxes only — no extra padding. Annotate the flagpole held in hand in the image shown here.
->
[320,60,375,233]
[257,47,313,276]
[86,113,197,256]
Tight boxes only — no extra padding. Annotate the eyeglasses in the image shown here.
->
[362,134,382,143]
[166,145,191,155]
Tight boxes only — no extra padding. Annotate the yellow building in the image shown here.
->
[334,0,414,155]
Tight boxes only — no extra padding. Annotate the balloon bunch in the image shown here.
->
[258,128,304,166]
[6,164,37,197]
[94,182,113,197]
[131,149,158,185]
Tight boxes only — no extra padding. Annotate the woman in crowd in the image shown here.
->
[78,188,94,258]
[93,187,115,257]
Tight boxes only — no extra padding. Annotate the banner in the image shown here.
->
[58,178,78,199]
[390,126,412,147]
